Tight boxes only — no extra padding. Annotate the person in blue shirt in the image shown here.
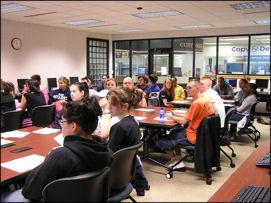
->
[145,74,160,97]
[96,75,108,92]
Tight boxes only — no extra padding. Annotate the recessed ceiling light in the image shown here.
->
[230,1,270,10]
[117,29,144,33]
[254,19,270,24]
[175,24,213,29]
[133,10,182,18]
[65,19,102,26]
[1,3,33,13]
[88,24,118,28]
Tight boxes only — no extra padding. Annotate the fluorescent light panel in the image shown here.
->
[220,37,248,41]
[24,12,57,18]
[133,10,182,18]
[205,42,232,45]
[1,3,32,13]
[65,19,102,26]
[254,19,270,24]
[230,1,270,10]
[175,24,213,29]
[117,29,144,33]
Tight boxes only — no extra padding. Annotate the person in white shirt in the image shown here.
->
[200,76,226,127]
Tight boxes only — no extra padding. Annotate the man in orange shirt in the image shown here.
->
[154,79,215,168]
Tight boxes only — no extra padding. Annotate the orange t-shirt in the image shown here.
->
[184,96,215,144]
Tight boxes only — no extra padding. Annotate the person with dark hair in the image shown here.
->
[234,78,249,106]
[136,75,148,94]
[229,82,258,135]
[171,76,185,100]
[107,86,149,196]
[53,82,89,129]
[81,76,97,96]
[96,75,108,92]
[20,97,111,201]
[31,74,49,104]
[48,76,71,104]
[213,77,234,99]
[20,79,46,117]
[145,74,160,96]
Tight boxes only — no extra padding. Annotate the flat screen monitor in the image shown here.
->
[226,63,243,74]
[255,79,269,90]
[173,67,182,76]
[17,79,27,92]
[137,67,146,75]
[225,78,237,88]
[47,78,57,90]
[69,77,79,84]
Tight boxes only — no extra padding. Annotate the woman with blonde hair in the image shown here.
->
[48,76,71,104]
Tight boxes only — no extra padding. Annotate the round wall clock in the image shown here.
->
[11,38,22,50]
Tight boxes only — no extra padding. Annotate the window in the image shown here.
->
[87,38,109,85]
[249,35,270,75]
[195,37,217,77]
[218,36,249,74]
[114,41,130,77]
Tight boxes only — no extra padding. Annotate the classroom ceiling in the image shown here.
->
[1,1,270,35]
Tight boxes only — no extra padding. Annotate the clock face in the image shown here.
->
[11,38,22,50]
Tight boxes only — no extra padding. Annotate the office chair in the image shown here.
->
[32,104,56,127]
[42,167,110,202]
[220,107,236,168]
[108,142,143,203]
[229,102,260,148]
[148,92,160,107]
[2,109,24,132]
[166,114,221,185]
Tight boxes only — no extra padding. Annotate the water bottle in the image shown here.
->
[159,107,165,120]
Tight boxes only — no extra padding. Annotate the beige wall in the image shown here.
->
[1,20,110,92]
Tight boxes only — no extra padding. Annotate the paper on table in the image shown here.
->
[173,109,187,114]
[54,133,64,146]
[135,108,155,112]
[1,130,30,138]
[1,139,14,145]
[33,128,60,134]
[153,117,172,121]
[134,116,147,121]
[1,154,45,173]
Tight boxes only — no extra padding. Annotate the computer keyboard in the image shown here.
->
[232,186,270,202]
[256,152,270,168]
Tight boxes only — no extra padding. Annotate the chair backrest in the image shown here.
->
[2,109,24,132]
[222,107,236,135]
[42,166,110,202]
[249,102,258,121]
[148,92,160,107]
[32,104,56,127]
[110,142,143,190]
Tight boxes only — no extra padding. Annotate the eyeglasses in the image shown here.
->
[59,119,69,124]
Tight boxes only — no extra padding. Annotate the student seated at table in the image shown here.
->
[48,76,71,107]
[107,86,149,196]
[229,83,257,135]
[20,97,112,201]
[153,79,215,169]
[53,82,89,129]
[159,78,174,107]
[81,76,97,96]
[171,76,185,101]
[136,75,149,97]
[234,78,248,106]
[31,74,49,104]
[123,77,147,107]
[145,74,160,97]
[213,77,234,99]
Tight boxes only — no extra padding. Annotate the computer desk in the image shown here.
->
[1,126,61,187]
[208,139,270,202]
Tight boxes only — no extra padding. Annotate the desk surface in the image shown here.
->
[208,140,270,202]
[1,126,61,186]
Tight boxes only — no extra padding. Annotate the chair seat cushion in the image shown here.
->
[108,183,133,202]
[1,189,30,202]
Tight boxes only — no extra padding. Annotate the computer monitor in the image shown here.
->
[47,78,57,91]
[17,79,27,93]
[137,67,146,75]
[69,76,79,84]
[255,79,269,91]
[225,78,237,88]
[226,63,243,74]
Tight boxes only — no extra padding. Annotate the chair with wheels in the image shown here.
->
[220,107,236,168]
[32,104,56,127]
[2,109,24,132]
[229,102,260,148]
[148,92,160,107]
[166,114,221,185]
[108,142,143,203]
[42,167,110,202]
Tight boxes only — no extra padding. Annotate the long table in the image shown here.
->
[1,126,61,186]
[208,140,270,202]
[169,99,235,108]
